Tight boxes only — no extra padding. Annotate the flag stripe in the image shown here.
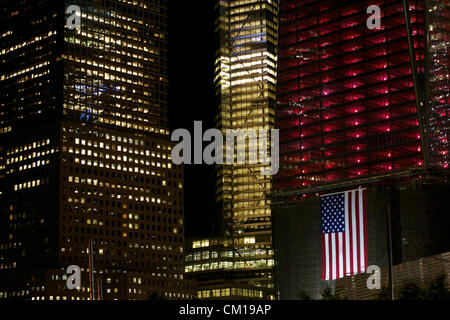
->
[348,191,353,276]
[328,234,333,280]
[321,189,367,280]
[324,233,330,280]
[338,232,343,278]
[330,233,337,279]
[355,190,361,274]
[344,192,350,276]
[359,189,365,272]
[363,190,368,270]
[352,190,358,274]
[322,235,326,280]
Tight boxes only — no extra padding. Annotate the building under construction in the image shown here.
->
[0,0,195,300]
[272,0,449,299]
[185,0,279,299]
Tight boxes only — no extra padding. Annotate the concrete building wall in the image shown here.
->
[272,175,450,299]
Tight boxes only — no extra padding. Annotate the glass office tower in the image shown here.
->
[184,0,278,299]
[0,0,195,300]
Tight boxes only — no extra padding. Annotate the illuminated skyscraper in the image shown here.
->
[272,0,449,299]
[185,0,278,299]
[0,0,195,300]
[275,0,449,190]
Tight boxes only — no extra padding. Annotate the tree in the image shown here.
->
[397,281,424,300]
[424,275,450,300]
[374,285,391,300]
[396,275,450,300]
[297,290,312,300]
[320,286,346,300]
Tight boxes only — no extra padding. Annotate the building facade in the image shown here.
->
[272,0,449,299]
[184,238,274,299]
[0,0,195,300]
[272,169,450,299]
[335,251,450,300]
[276,0,449,190]
[184,0,279,299]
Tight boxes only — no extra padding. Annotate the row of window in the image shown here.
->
[197,287,266,299]
[13,178,48,191]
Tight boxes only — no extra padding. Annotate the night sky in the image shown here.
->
[168,2,218,238]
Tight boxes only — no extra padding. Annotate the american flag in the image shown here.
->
[321,189,367,280]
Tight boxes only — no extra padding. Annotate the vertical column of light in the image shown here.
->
[276,0,310,190]
[215,0,233,237]
[319,2,338,181]
[295,0,310,188]
[383,2,402,172]
[427,0,450,168]
[338,3,359,178]
[64,3,105,123]
[273,0,288,191]
[373,0,421,171]
[63,2,82,118]
[402,0,429,167]
[389,0,424,169]
[345,2,368,178]
[303,1,336,183]
[365,1,392,175]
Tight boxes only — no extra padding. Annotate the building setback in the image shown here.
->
[0,0,195,300]
[272,0,449,299]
